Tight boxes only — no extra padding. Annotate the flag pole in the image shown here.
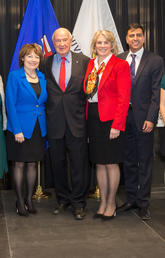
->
[33,161,50,200]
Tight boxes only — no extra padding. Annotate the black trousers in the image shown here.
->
[48,127,89,209]
[123,108,154,208]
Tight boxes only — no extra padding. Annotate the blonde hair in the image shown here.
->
[19,43,43,67]
[90,30,119,57]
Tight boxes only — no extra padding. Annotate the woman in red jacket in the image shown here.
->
[84,30,131,220]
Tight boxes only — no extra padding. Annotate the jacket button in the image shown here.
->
[36,105,39,107]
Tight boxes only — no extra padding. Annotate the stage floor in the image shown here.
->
[0,187,165,258]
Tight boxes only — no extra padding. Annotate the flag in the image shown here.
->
[10,0,59,72]
[71,0,123,57]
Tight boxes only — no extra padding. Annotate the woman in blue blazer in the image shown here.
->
[6,43,47,216]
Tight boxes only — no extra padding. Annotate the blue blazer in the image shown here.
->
[6,67,47,139]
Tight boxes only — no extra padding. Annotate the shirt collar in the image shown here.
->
[55,51,71,63]
[128,47,144,58]
[95,53,113,67]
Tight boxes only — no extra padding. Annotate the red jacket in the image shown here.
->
[84,55,131,131]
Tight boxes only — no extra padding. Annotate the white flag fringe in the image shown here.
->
[71,0,123,57]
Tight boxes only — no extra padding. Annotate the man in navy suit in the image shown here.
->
[117,23,164,220]
[42,28,89,220]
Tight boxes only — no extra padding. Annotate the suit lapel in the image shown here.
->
[46,55,58,84]
[98,55,118,92]
[66,52,79,91]
[119,52,129,60]
[134,50,149,84]
[20,68,38,100]
[37,71,46,103]
[84,59,94,92]
[20,68,46,102]
[120,50,149,85]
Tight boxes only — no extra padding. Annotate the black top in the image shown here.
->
[30,82,41,98]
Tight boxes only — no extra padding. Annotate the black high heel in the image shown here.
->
[25,200,37,214]
[102,210,116,221]
[93,213,103,219]
[16,201,29,217]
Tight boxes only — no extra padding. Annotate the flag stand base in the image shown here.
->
[89,186,100,200]
[33,185,51,200]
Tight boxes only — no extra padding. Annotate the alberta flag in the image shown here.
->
[71,0,123,57]
[10,0,59,72]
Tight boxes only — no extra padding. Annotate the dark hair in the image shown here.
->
[127,23,144,35]
[19,43,43,67]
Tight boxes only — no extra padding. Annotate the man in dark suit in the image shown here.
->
[42,28,89,220]
[117,23,164,220]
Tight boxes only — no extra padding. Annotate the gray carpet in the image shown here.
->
[0,189,165,258]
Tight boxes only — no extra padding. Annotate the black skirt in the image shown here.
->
[6,81,46,162]
[6,120,46,162]
[87,103,125,164]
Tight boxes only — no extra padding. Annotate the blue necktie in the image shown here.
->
[130,54,136,86]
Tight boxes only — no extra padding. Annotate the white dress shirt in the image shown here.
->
[126,47,144,75]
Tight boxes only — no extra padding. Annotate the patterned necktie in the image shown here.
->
[130,54,136,86]
[59,57,66,92]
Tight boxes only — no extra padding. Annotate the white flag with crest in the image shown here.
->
[71,0,123,57]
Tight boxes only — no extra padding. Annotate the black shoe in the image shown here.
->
[138,207,151,220]
[102,211,116,221]
[25,200,37,214]
[93,213,103,219]
[117,202,137,212]
[53,203,70,215]
[16,201,29,217]
[73,208,86,220]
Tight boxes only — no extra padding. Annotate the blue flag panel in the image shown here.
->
[10,0,59,71]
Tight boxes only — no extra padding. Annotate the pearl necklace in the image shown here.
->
[25,71,37,79]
